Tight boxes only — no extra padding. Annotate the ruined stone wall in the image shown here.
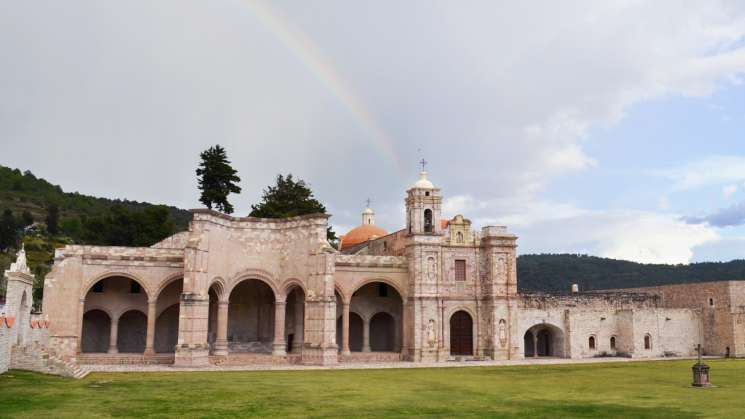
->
[517,293,700,359]
[606,282,741,356]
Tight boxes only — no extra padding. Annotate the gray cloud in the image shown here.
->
[684,202,745,227]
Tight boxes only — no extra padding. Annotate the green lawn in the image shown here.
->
[1,359,743,418]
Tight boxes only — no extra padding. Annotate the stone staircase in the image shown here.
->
[77,353,175,365]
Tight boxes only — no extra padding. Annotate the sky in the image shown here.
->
[2,1,745,264]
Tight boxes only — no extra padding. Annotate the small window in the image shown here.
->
[425,191,430,197]
[589,336,596,350]
[378,283,388,297]
[644,334,651,350]
[456,231,464,244]
[130,281,141,294]
[610,336,616,350]
[455,260,466,281]
[92,282,104,293]
[709,298,714,306]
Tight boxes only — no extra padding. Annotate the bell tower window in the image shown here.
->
[424,209,433,233]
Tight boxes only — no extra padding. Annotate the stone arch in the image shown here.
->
[348,311,364,352]
[153,272,185,302]
[209,277,226,302]
[523,323,565,358]
[449,310,474,356]
[281,278,307,302]
[81,309,111,353]
[81,272,151,301]
[154,303,180,353]
[351,277,406,300]
[226,269,280,299]
[226,277,278,353]
[116,309,147,353]
[16,290,29,345]
[284,284,306,353]
[334,284,349,305]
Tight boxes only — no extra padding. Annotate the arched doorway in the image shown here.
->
[117,310,147,353]
[16,291,29,345]
[370,312,395,351]
[81,276,148,354]
[284,286,305,353]
[154,278,182,353]
[228,279,276,353]
[523,324,565,358]
[450,310,473,356]
[81,310,111,353]
[348,281,402,353]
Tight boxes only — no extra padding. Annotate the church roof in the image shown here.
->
[340,224,387,250]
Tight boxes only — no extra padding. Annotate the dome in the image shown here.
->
[412,171,434,189]
[340,224,387,250]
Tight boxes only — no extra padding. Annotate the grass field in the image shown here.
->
[1,359,743,418]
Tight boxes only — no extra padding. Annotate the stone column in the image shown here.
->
[144,300,157,355]
[213,301,229,356]
[532,333,538,358]
[108,317,119,354]
[362,317,371,352]
[272,301,286,356]
[292,295,304,352]
[341,302,351,355]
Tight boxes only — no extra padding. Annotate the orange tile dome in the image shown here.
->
[340,224,387,250]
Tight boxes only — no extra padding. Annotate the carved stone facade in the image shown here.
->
[0,170,724,373]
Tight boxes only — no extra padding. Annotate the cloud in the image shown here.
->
[683,201,745,227]
[655,156,745,191]
[1,1,745,260]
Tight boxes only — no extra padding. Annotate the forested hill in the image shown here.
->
[0,165,192,233]
[517,254,745,292]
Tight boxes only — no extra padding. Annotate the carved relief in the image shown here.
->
[427,256,437,281]
[426,319,437,347]
[498,319,507,348]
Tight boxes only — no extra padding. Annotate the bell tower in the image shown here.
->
[405,160,442,236]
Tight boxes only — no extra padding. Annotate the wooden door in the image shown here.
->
[450,311,473,356]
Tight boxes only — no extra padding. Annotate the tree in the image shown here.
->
[0,209,18,249]
[46,204,59,235]
[21,210,34,227]
[196,145,242,214]
[250,174,336,242]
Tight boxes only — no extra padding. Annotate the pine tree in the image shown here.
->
[196,145,242,214]
[250,174,336,242]
[21,210,34,227]
[46,204,59,235]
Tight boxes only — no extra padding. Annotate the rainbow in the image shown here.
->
[243,0,405,175]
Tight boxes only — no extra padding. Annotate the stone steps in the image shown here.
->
[77,353,175,365]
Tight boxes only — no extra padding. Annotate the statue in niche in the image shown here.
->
[427,256,436,281]
[426,319,437,347]
[498,319,507,348]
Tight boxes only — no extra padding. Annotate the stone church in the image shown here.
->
[1,168,737,376]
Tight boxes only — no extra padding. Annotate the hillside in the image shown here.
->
[0,165,192,305]
[517,254,745,292]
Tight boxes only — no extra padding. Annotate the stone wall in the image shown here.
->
[605,281,743,356]
[0,316,11,374]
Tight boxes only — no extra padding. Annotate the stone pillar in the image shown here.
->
[108,318,119,354]
[300,252,338,365]
[144,300,157,355]
[273,301,286,356]
[292,295,304,352]
[532,333,538,358]
[341,302,351,355]
[401,300,409,358]
[362,318,371,352]
[213,301,229,356]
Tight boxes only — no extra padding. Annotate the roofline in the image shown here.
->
[189,208,330,222]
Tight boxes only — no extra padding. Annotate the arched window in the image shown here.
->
[709,298,714,306]
[610,336,616,350]
[424,209,433,233]
[588,336,596,350]
[456,231,463,243]
[644,334,651,350]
